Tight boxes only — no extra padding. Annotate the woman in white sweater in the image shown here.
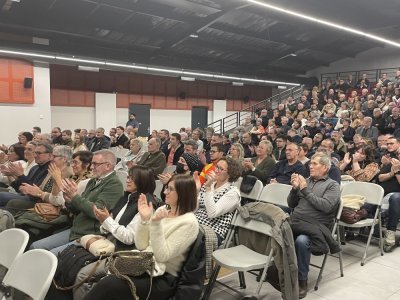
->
[85,174,199,300]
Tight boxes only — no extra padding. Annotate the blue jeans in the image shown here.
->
[30,229,77,255]
[387,193,400,231]
[295,234,311,281]
[0,192,30,207]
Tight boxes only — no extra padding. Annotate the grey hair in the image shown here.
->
[259,140,273,155]
[53,145,73,164]
[94,149,117,167]
[37,143,53,154]
[184,140,198,150]
[130,138,143,149]
[311,152,332,169]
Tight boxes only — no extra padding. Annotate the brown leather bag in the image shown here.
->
[340,207,368,224]
[33,203,61,221]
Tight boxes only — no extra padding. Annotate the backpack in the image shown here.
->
[0,209,15,232]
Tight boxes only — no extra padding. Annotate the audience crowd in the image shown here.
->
[1,71,400,299]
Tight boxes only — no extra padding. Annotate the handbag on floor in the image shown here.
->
[107,251,155,300]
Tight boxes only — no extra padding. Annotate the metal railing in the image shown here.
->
[208,85,304,134]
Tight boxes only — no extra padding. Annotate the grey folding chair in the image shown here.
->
[201,210,275,300]
[311,198,344,290]
[338,181,384,266]
[257,183,292,207]
[240,179,263,202]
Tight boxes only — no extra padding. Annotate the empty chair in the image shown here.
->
[0,249,57,300]
[258,183,292,207]
[202,210,275,300]
[0,228,29,271]
[338,181,385,266]
[154,180,164,199]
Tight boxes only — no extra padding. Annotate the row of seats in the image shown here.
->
[0,228,57,300]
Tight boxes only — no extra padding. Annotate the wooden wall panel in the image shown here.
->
[49,65,273,110]
[0,58,34,104]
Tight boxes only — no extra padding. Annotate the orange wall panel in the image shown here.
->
[0,58,34,104]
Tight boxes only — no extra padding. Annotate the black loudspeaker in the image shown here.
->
[24,77,33,88]
[179,92,186,100]
[243,96,249,103]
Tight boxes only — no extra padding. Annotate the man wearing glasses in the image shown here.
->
[31,149,123,255]
[199,143,225,186]
[0,143,53,208]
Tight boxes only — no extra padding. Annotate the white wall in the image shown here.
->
[95,93,116,131]
[51,106,96,131]
[213,100,227,123]
[308,45,400,81]
[0,65,51,145]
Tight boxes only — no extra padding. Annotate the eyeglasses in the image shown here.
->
[53,155,63,158]
[34,151,49,155]
[209,150,218,153]
[71,160,81,166]
[91,162,108,167]
[215,165,227,172]
[387,142,396,146]
[126,176,133,182]
[165,185,176,193]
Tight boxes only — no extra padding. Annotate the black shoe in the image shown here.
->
[299,279,308,299]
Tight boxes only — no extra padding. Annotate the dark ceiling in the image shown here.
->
[1,0,400,84]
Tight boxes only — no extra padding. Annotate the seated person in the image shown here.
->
[84,174,199,300]
[270,142,307,184]
[115,138,144,172]
[195,157,241,245]
[242,140,276,185]
[288,153,340,299]
[0,143,53,208]
[199,143,225,185]
[73,166,159,300]
[134,138,166,178]
[30,149,123,255]
[87,128,111,152]
[339,145,379,182]
[0,143,27,186]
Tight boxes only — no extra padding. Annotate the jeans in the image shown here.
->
[30,229,77,255]
[295,234,311,281]
[0,192,30,207]
[387,193,400,231]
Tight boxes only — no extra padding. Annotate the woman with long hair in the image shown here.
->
[84,174,199,300]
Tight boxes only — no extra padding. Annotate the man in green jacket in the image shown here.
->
[31,149,123,255]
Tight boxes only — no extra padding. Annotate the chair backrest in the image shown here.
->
[240,179,263,201]
[258,183,292,206]
[341,182,384,206]
[154,180,164,199]
[115,170,128,191]
[3,249,58,300]
[231,210,273,237]
[232,177,243,189]
[0,228,29,269]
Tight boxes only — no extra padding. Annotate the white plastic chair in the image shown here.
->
[232,177,243,189]
[0,249,57,300]
[163,165,176,174]
[115,170,128,191]
[154,180,163,199]
[257,183,292,207]
[240,179,263,202]
[0,228,29,270]
[338,182,385,266]
[202,209,274,300]
[312,198,344,290]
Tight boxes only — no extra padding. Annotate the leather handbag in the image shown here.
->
[80,234,115,257]
[240,175,258,194]
[340,207,368,224]
[107,251,155,300]
[33,203,61,221]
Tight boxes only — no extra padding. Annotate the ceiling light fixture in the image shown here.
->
[277,53,297,60]
[189,34,199,38]
[78,66,100,72]
[0,48,301,86]
[180,76,196,81]
[232,82,244,86]
[248,0,400,48]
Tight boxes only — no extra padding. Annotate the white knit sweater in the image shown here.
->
[134,212,199,277]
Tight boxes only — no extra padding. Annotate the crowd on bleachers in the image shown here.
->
[1,71,400,299]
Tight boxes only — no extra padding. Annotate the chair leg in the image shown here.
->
[336,225,344,277]
[314,254,328,291]
[361,224,375,266]
[201,265,221,300]
[238,271,246,289]
[379,214,384,257]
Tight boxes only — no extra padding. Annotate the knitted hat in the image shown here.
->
[181,153,203,173]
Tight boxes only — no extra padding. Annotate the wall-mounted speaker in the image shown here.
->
[179,92,186,100]
[24,77,33,88]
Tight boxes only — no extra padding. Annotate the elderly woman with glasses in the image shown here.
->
[195,157,241,245]
[115,138,145,171]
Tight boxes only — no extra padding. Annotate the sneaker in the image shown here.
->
[385,230,396,246]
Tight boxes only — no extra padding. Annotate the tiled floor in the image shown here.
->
[208,240,400,300]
